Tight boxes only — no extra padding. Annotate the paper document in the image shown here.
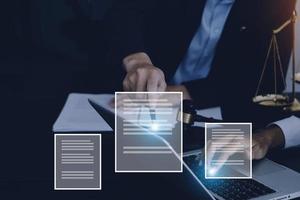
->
[194,107,222,127]
[53,93,113,132]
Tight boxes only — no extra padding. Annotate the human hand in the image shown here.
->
[206,125,285,172]
[206,137,250,173]
[122,52,167,92]
[252,125,285,160]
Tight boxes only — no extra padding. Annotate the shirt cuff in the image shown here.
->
[272,116,300,148]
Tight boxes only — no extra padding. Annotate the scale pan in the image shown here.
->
[295,73,300,84]
[253,94,290,107]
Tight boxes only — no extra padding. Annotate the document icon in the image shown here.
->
[115,92,183,172]
[205,123,252,179]
[54,134,101,190]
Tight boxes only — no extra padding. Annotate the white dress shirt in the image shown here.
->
[274,116,300,148]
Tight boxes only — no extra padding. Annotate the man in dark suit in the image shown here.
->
[105,0,297,158]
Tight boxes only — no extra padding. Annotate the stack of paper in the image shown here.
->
[53,93,114,132]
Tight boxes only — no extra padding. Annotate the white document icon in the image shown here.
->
[115,92,183,172]
[205,123,252,179]
[54,134,101,190]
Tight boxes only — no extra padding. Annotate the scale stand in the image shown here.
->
[285,10,300,112]
[253,10,300,112]
[296,73,300,83]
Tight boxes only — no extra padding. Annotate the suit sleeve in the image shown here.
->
[273,116,300,148]
[104,0,157,67]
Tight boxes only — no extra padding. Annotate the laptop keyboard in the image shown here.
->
[184,154,276,200]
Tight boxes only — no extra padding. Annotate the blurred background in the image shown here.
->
[1,0,299,101]
[0,0,120,195]
[0,0,299,197]
[1,0,120,100]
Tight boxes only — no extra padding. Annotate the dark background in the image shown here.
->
[0,0,120,198]
[1,1,300,199]
[0,1,198,199]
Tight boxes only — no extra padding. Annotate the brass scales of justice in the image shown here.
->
[253,10,300,112]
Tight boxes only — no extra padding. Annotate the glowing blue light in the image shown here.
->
[209,168,217,176]
[150,123,160,131]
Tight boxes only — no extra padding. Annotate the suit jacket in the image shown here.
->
[105,0,296,129]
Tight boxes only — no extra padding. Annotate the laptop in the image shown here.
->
[184,150,300,200]
[89,98,300,200]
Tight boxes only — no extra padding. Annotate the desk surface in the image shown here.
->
[1,97,299,199]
